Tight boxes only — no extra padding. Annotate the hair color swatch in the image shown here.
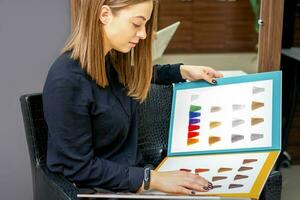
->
[251,118,264,126]
[210,121,222,129]
[212,185,222,189]
[190,105,201,112]
[209,136,221,145]
[238,166,253,172]
[189,112,201,118]
[189,118,200,124]
[232,104,246,111]
[231,134,244,143]
[191,94,200,102]
[218,167,232,173]
[187,138,199,146]
[243,159,258,164]
[253,86,265,94]
[252,101,264,110]
[251,133,264,141]
[188,125,200,132]
[212,176,227,181]
[195,168,210,173]
[211,106,221,113]
[179,168,192,172]
[234,174,249,180]
[188,132,199,138]
[229,184,244,189]
[232,119,245,127]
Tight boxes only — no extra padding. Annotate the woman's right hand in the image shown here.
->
[150,170,213,195]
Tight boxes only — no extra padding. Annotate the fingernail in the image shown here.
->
[212,80,217,85]
[191,190,196,195]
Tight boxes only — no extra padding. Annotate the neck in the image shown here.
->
[104,45,111,56]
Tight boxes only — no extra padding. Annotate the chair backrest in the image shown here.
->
[137,84,173,167]
[20,94,80,200]
[20,93,47,169]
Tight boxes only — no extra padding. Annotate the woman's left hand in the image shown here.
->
[180,65,223,84]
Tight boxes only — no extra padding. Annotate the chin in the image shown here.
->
[113,45,132,53]
[123,48,132,53]
[114,48,131,54]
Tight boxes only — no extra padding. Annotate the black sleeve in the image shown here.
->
[152,63,186,84]
[43,77,144,192]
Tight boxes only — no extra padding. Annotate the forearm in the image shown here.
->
[152,64,186,84]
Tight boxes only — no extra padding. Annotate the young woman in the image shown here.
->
[43,0,222,195]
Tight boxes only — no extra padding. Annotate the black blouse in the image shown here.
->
[42,52,185,192]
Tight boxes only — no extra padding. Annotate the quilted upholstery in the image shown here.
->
[137,84,173,167]
[260,171,282,200]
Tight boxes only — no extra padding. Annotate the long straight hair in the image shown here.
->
[63,0,158,101]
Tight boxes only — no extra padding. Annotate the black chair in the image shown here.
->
[20,85,282,200]
[20,94,79,200]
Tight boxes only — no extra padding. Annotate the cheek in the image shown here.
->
[120,23,136,36]
[105,20,137,52]
[113,26,136,43]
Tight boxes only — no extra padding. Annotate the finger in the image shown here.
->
[187,173,210,188]
[177,170,210,188]
[201,72,215,84]
[206,68,223,78]
[178,172,211,192]
[175,186,196,195]
[214,70,224,78]
[185,180,210,192]
[218,71,224,78]
[194,174,209,186]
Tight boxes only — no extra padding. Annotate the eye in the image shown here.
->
[132,23,142,28]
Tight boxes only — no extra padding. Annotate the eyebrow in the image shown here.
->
[133,16,148,21]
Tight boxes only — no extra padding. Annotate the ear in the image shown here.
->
[99,5,113,25]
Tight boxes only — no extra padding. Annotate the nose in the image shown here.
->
[136,26,147,40]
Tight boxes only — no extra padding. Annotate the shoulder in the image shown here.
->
[47,51,86,81]
[44,51,93,89]
[43,52,93,104]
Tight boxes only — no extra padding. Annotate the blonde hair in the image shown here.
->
[63,0,158,101]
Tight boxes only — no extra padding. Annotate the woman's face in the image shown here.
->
[101,1,153,54]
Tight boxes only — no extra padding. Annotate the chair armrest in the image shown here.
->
[35,164,79,200]
[260,170,282,200]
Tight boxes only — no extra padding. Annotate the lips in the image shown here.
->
[129,42,138,48]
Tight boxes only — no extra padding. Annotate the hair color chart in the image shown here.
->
[157,152,272,195]
[168,75,280,155]
[149,72,281,199]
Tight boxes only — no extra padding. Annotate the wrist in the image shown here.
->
[149,170,158,190]
[137,183,144,194]
[137,170,157,193]
[180,65,188,80]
